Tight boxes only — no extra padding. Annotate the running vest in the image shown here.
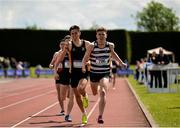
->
[62,54,70,69]
[90,41,111,74]
[71,40,86,68]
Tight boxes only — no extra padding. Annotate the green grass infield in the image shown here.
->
[128,75,180,127]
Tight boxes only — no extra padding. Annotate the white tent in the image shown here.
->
[147,47,173,55]
[147,47,175,62]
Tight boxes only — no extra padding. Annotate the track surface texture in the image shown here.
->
[0,78,151,127]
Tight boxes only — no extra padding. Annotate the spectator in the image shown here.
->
[35,64,43,78]
[148,51,158,88]
[139,58,145,84]
[124,59,130,77]
[0,57,4,70]
[2,57,11,78]
[156,48,170,88]
[135,60,140,81]
[16,61,24,70]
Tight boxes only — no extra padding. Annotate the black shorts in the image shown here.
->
[56,69,70,85]
[112,68,117,74]
[71,68,88,88]
[90,72,110,83]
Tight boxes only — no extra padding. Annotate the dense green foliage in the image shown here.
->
[135,1,180,32]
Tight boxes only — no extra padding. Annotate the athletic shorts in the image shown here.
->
[56,68,70,85]
[112,68,117,74]
[90,72,110,83]
[71,68,88,88]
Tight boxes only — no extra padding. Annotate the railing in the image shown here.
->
[117,69,134,76]
[0,68,54,78]
[147,63,180,93]
[35,69,54,77]
[0,69,30,77]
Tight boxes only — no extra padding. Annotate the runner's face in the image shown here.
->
[60,42,65,49]
[64,39,70,50]
[96,31,107,42]
[70,29,81,40]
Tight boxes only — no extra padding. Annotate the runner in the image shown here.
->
[82,27,127,124]
[110,59,119,89]
[49,36,74,120]
[55,25,91,125]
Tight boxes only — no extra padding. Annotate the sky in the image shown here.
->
[0,0,180,31]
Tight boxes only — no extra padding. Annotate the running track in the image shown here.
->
[0,78,151,127]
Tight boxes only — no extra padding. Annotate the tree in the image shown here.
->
[135,1,180,32]
[26,24,41,30]
[89,21,99,30]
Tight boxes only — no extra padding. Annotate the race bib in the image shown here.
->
[64,60,70,68]
[58,63,63,68]
[96,58,109,65]
[73,60,82,68]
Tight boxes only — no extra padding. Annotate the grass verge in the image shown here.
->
[128,75,180,127]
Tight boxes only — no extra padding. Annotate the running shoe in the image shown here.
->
[82,93,89,108]
[59,110,65,116]
[97,115,104,124]
[65,115,72,122]
[82,114,87,124]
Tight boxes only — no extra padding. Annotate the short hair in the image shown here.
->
[96,27,107,33]
[59,38,66,45]
[69,25,80,32]
[61,38,66,42]
[64,35,71,40]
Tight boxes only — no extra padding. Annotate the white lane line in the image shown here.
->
[0,86,52,100]
[87,98,100,119]
[0,79,13,84]
[0,90,55,110]
[10,95,100,127]
[78,97,100,127]
[10,101,58,128]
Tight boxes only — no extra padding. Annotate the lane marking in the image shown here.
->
[10,97,100,127]
[0,80,13,84]
[0,86,52,99]
[87,98,100,119]
[0,90,55,110]
[9,82,100,127]
[10,102,58,128]
[78,98,100,127]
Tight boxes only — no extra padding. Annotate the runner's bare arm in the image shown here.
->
[49,52,58,69]
[54,49,67,72]
[67,43,72,73]
[109,42,127,68]
[84,40,91,49]
[82,43,94,72]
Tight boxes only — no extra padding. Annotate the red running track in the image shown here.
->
[0,77,151,127]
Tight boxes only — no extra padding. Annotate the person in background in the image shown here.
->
[2,57,11,78]
[110,59,118,89]
[148,51,158,88]
[156,48,170,88]
[124,59,130,77]
[135,60,140,81]
[10,57,18,77]
[139,58,145,84]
